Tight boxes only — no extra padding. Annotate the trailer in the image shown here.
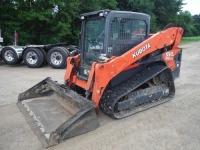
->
[0,45,24,64]
[0,35,23,65]
[0,44,78,69]
[22,44,78,68]
[0,29,78,69]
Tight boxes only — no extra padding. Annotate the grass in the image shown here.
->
[181,36,200,44]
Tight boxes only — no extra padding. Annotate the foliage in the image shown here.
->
[193,14,200,36]
[181,36,200,44]
[116,0,158,32]
[0,0,199,45]
[176,11,197,36]
[153,0,184,28]
[0,0,19,45]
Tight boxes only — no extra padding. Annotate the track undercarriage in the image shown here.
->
[100,64,175,119]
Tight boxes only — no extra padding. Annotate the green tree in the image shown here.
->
[0,0,19,45]
[1,0,198,46]
[177,11,196,36]
[116,0,159,32]
[15,0,52,44]
[153,0,184,29]
[14,0,117,45]
[15,0,81,45]
[193,14,200,36]
[49,0,80,44]
[69,0,117,44]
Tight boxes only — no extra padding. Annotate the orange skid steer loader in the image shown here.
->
[17,10,183,147]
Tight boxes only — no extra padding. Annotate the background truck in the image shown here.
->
[0,30,78,69]
[17,10,183,148]
[22,44,78,68]
[0,44,78,69]
[0,29,24,65]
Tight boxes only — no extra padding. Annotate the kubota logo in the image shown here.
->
[132,43,151,58]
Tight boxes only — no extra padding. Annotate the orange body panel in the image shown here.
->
[64,27,183,107]
[162,49,181,70]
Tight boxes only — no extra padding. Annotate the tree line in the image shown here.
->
[0,0,200,45]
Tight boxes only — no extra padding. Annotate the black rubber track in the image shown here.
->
[100,64,175,119]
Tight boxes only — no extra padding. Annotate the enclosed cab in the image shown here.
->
[78,10,150,80]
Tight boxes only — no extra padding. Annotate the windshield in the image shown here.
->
[83,18,105,66]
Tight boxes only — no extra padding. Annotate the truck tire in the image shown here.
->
[23,47,44,68]
[47,47,69,69]
[2,47,22,65]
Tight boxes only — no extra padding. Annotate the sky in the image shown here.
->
[182,0,200,15]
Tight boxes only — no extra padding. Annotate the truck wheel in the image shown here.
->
[23,47,44,68]
[47,47,69,69]
[2,47,22,65]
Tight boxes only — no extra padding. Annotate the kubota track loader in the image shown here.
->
[17,10,183,147]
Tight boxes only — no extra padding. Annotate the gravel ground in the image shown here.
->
[0,42,200,150]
